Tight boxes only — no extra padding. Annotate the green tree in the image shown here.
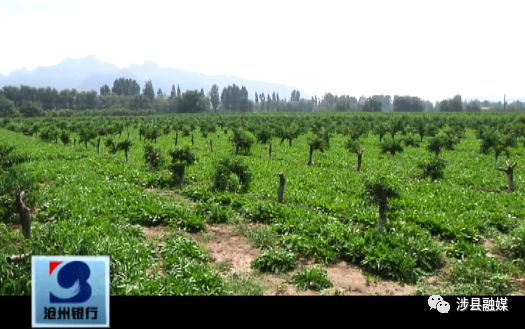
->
[177,90,209,113]
[307,132,330,165]
[59,131,70,146]
[78,128,97,150]
[170,147,196,184]
[362,97,382,112]
[388,118,406,139]
[465,101,481,112]
[143,80,155,102]
[231,129,256,155]
[213,158,251,193]
[418,158,446,180]
[117,139,132,162]
[393,96,424,112]
[220,84,252,112]
[144,145,164,170]
[290,90,301,102]
[209,84,220,112]
[380,138,403,155]
[0,96,16,116]
[439,95,463,112]
[112,78,140,96]
[346,139,363,172]
[479,129,516,166]
[20,102,43,117]
[100,84,111,96]
[364,176,400,229]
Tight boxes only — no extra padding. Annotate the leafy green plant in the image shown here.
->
[246,226,280,250]
[161,234,226,295]
[196,202,234,224]
[292,266,333,291]
[244,202,288,224]
[252,248,297,274]
[450,255,516,295]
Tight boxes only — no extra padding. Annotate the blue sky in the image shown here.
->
[0,0,524,101]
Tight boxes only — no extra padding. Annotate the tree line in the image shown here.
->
[1,78,523,117]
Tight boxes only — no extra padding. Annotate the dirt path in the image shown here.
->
[326,261,415,295]
[142,225,169,277]
[483,239,507,261]
[192,224,415,295]
[192,224,260,276]
[191,224,309,295]
[144,188,415,295]
[145,188,196,209]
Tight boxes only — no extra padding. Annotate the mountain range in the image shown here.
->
[0,56,301,100]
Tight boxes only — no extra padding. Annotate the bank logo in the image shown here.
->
[32,256,110,328]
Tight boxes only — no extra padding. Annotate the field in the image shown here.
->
[1,112,525,295]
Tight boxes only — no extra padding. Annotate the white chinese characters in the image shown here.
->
[456,297,508,312]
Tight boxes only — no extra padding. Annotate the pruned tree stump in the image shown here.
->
[15,191,31,240]
[277,172,286,203]
[497,161,517,192]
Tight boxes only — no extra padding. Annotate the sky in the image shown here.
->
[0,0,524,101]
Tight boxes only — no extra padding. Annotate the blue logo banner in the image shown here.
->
[32,256,110,328]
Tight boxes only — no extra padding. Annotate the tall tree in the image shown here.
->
[365,176,400,230]
[291,90,301,102]
[439,95,463,112]
[170,84,177,98]
[100,84,111,96]
[143,80,155,102]
[177,90,209,113]
[209,84,220,112]
[362,97,382,112]
[393,96,424,112]
[112,78,140,96]
[220,84,252,112]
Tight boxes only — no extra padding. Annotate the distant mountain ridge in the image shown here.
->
[0,56,302,100]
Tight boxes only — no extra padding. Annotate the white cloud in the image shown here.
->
[0,0,524,101]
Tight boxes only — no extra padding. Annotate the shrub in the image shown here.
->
[380,138,403,155]
[212,158,251,193]
[230,129,255,155]
[364,176,400,228]
[170,147,196,184]
[418,157,446,180]
[144,145,164,170]
[402,134,420,147]
[256,129,272,144]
